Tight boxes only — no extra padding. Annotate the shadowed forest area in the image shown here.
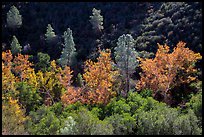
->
[2,2,202,135]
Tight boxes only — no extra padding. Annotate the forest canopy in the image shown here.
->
[2,2,202,135]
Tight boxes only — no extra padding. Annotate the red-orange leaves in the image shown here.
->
[13,53,33,80]
[136,41,202,103]
[57,66,73,89]
[61,86,82,106]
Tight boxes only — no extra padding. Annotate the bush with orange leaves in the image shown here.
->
[136,41,202,104]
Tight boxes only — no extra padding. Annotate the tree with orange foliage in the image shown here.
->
[83,49,118,105]
[61,86,83,106]
[2,50,17,99]
[12,53,33,82]
[57,64,83,106]
[136,41,202,104]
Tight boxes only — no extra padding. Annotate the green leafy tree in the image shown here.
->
[59,28,77,67]
[6,5,22,29]
[45,24,57,43]
[36,52,50,72]
[76,73,84,87]
[11,35,22,55]
[114,34,139,93]
[16,82,42,114]
[89,8,104,32]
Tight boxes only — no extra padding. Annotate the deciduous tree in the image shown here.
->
[136,41,202,104]
[83,49,118,105]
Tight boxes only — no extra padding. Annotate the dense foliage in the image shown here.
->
[2,2,202,135]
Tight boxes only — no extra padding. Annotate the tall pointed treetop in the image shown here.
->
[7,5,22,29]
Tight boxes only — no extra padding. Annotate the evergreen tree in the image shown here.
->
[59,28,76,67]
[89,8,104,32]
[45,24,56,43]
[114,34,139,94]
[11,35,22,55]
[6,5,22,29]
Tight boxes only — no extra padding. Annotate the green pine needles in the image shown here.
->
[45,24,56,43]
[59,28,77,67]
[11,36,22,55]
[7,5,22,29]
[114,34,139,93]
[90,8,104,32]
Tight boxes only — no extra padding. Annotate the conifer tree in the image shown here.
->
[114,34,139,93]
[89,8,104,32]
[45,24,56,43]
[11,36,22,55]
[59,28,76,67]
[6,5,22,29]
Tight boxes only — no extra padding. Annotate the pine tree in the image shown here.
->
[114,34,139,94]
[59,28,76,67]
[45,24,56,43]
[11,36,22,55]
[6,5,22,29]
[89,8,104,32]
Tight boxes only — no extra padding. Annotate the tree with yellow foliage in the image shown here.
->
[2,97,27,135]
[136,41,202,104]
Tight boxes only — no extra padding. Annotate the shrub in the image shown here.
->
[172,109,201,135]
[134,100,201,135]
[58,116,78,135]
[65,106,113,135]
[104,113,136,135]
[25,105,61,135]
[139,88,153,98]
[134,106,179,135]
[105,97,131,115]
